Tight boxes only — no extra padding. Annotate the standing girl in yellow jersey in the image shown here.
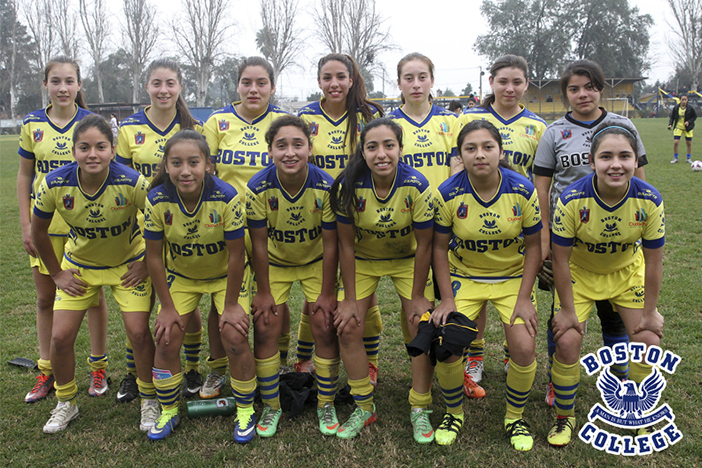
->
[296,54,384,381]
[32,115,156,433]
[143,130,250,442]
[115,59,205,403]
[434,120,542,450]
[201,57,288,399]
[17,56,109,404]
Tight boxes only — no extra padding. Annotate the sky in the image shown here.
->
[106,0,677,101]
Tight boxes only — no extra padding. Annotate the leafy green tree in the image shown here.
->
[82,49,135,104]
[306,91,322,101]
[461,82,473,96]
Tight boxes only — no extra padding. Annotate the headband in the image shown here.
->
[592,125,635,140]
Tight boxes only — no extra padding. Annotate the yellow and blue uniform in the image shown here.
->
[115,107,204,181]
[388,104,456,190]
[33,160,151,311]
[246,163,336,304]
[673,105,693,139]
[298,99,382,180]
[456,105,547,180]
[434,166,541,323]
[203,102,289,202]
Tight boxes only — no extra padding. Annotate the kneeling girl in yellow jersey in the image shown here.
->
[143,130,252,442]
[331,118,436,442]
[247,115,338,437]
[548,124,665,447]
[32,115,156,434]
[434,120,542,450]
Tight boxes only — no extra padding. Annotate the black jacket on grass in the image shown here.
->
[669,104,697,131]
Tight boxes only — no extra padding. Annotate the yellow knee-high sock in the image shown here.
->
[296,314,315,362]
[314,355,340,406]
[206,356,228,375]
[348,376,374,412]
[468,339,485,360]
[408,387,432,410]
[505,359,537,420]
[55,379,78,402]
[87,353,108,372]
[231,376,257,409]
[38,358,52,376]
[256,353,281,410]
[137,377,156,400]
[125,338,135,374]
[629,360,653,384]
[436,359,464,415]
[154,371,182,412]
[503,340,510,363]
[364,305,382,366]
[551,356,580,417]
[183,329,202,372]
[278,333,290,366]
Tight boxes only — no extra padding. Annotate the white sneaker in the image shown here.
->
[671,158,679,163]
[504,359,510,374]
[465,358,484,384]
[199,371,226,399]
[43,400,79,433]
[140,399,161,431]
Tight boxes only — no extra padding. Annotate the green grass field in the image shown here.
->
[1,119,701,467]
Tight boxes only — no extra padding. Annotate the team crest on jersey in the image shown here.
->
[135,132,145,145]
[206,209,224,228]
[62,194,74,210]
[561,129,572,140]
[525,124,536,136]
[268,196,279,211]
[580,207,590,223]
[357,123,362,133]
[219,120,229,131]
[86,203,106,223]
[457,202,468,219]
[310,197,322,214]
[402,195,414,213]
[310,122,319,136]
[164,210,173,225]
[634,209,648,222]
[509,204,522,222]
[439,122,449,133]
[33,129,44,142]
[356,196,366,212]
[579,345,682,455]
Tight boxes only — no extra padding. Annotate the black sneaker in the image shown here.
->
[182,369,203,398]
[116,373,138,403]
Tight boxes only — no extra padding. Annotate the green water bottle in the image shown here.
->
[186,397,237,418]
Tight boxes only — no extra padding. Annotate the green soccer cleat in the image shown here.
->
[548,416,576,447]
[337,405,377,439]
[317,403,340,436]
[410,408,434,444]
[505,418,533,451]
[256,405,282,437]
[435,412,463,446]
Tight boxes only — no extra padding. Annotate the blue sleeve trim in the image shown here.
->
[143,229,163,240]
[248,218,267,229]
[115,155,131,165]
[225,227,245,240]
[551,234,574,247]
[18,148,35,160]
[642,237,665,249]
[337,214,352,225]
[413,219,434,230]
[33,207,53,219]
[434,224,452,234]
[322,221,337,230]
[523,221,543,236]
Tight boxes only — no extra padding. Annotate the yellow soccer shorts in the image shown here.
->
[30,235,67,276]
[673,127,693,139]
[554,254,648,322]
[351,257,435,302]
[268,261,323,305]
[54,259,151,312]
[450,275,536,325]
[162,267,251,316]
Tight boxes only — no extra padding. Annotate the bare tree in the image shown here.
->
[172,0,232,106]
[256,0,302,87]
[312,0,345,54]
[55,0,80,58]
[122,0,159,107]
[23,0,56,106]
[667,0,702,91]
[79,0,110,103]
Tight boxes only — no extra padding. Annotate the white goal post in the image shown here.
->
[605,98,629,118]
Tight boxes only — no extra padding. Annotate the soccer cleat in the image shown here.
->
[544,382,556,407]
[368,362,379,387]
[199,371,226,399]
[337,404,377,439]
[88,369,109,397]
[43,400,79,434]
[147,409,180,441]
[435,412,463,446]
[410,408,434,444]
[25,374,55,403]
[670,158,679,163]
[116,373,138,403]
[633,425,653,437]
[294,359,316,374]
[548,416,576,447]
[465,357,484,384]
[139,399,161,432]
[463,372,486,399]
[505,418,534,451]
[233,408,256,444]
[504,358,510,374]
[182,369,203,398]
[256,405,282,437]
[687,158,693,163]
[317,403,340,436]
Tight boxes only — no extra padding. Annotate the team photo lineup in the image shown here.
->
[16,46,674,454]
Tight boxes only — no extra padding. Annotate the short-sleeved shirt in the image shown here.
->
[298,99,382,180]
[533,109,648,226]
[203,102,289,202]
[144,176,244,280]
[388,104,456,191]
[336,162,434,260]
[115,107,204,182]
[19,105,94,235]
[455,104,547,180]
[246,164,336,267]
[33,161,149,268]
[551,174,665,274]
[434,167,542,280]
